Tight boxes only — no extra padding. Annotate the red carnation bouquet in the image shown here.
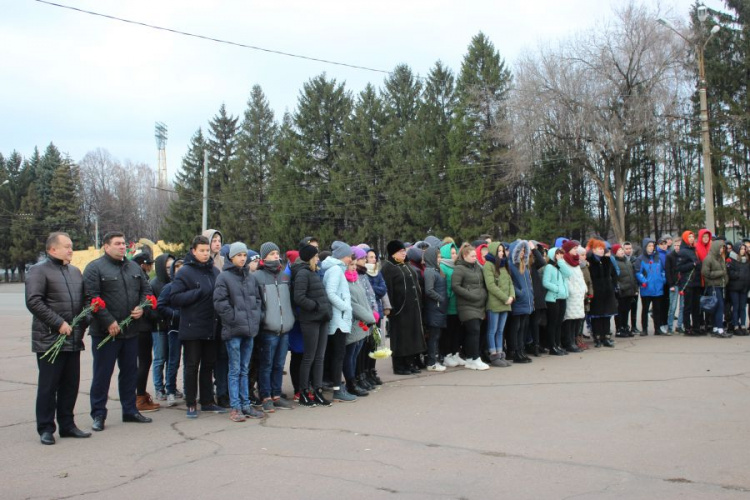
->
[41,297,106,363]
[97,295,157,349]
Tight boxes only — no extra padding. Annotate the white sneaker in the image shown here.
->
[167,393,176,407]
[453,353,466,366]
[473,358,490,370]
[427,363,446,372]
[442,354,459,368]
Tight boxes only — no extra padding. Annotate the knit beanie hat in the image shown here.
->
[562,240,578,254]
[612,244,622,256]
[260,242,280,260]
[299,244,319,262]
[247,249,260,262]
[331,240,352,260]
[351,246,367,261]
[299,236,317,249]
[286,250,299,264]
[387,240,406,257]
[228,242,248,259]
[424,235,443,248]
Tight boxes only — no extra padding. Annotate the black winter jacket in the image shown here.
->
[423,247,447,328]
[83,253,151,339]
[615,256,638,297]
[587,253,618,316]
[291,261,333,323]
[25,257,86,353]
[727,255,750,293]
[665,250,680,288]
[169,252,220,341]
[150,254,173,332]
[213,261,262,340]
[676,245,701,289]
[530,248,548,311]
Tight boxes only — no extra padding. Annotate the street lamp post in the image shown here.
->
[658,7,720,233]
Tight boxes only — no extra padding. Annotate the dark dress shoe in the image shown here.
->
[60,427,92,438]
[123,412,152,423]
[91,416,105,432]
[565,345,581,353]
[602,339,615,348]
[409,365,422,374]
[394,369,412,375]
[40,432,55,445]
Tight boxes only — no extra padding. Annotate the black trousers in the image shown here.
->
[136,331,153,395]
[641,295,664,333]
[630,295,638,328]
[683,286,702,330]
[507,314,529,352]
[36,351,80,435]
[183,339,217,407]
[617,296,635,331]
[90,335,138,419]
[299,321,328,391]
[546,300,566,348]
[562,319,583,348]
[462,319,481,359]
[443,314,464,356]
[328,329,346,388]
[591,316,612,338]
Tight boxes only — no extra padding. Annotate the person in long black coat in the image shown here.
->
[587,239,618,347]
[381,240,426,375]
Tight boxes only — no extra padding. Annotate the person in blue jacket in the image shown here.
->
[635,238,666,336]
[507,240,534,364]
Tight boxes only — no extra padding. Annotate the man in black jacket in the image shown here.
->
[84,232,153,431]
[665,239,683,334]
[132,252,160,413]
[25,232,91,445]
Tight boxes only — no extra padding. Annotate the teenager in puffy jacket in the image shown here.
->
[702,239,729,337]
[452,243,490,370]
[483,242,515,366]
[507,240,534,364]
[439,242,464,366]
[543,247,568,355]
[613,245,638,337]
[423,246,448,371]
[559,240,586,353]
[635,238,666,335]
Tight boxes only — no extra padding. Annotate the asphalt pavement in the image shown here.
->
[1,283,749,499]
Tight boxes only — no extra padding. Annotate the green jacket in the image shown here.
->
[452,258,487,322]
[701,240,728,287]
[439,243,458,315]
[483,261,514,313]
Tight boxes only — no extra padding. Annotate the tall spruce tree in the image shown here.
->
[207,103,239,235]
[45,157,86,246]
[448,33,512,239]
[267,112,302,249]
[10,187,44,280]
[162,129,207,248]
[222,85,277,247]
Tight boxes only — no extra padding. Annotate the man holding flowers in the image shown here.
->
[83,231,153,431]
[25,232,91,445]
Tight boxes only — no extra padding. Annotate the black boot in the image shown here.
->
[347,383,369,397]
[369,369,383,385]
[512,350,531,364]
[358,373,373,391]
[601,334,615,348]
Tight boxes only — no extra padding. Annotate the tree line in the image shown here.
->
[2,1,748,278]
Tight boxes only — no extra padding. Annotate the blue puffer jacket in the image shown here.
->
[635,238,666,297]
[321,256,352,335]
[508,240,534,316]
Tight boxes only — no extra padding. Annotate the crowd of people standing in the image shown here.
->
[24,227,750,444]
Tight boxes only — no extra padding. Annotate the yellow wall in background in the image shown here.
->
[71,240,184,271]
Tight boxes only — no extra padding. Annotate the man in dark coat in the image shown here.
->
[381,240,426,375]
[25,232,91,445]
[84,231,153,431]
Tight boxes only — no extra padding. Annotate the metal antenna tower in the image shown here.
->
[155,122,168,188]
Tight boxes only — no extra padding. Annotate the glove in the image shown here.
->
[641,283,647,288]
[373,311,380,323]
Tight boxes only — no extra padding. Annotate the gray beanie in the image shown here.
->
[424,236,443,248]
[331,240,352,260]
[229,242,248,259]
[260,242,280,260]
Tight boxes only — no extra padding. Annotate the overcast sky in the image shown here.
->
[1,0,724,179]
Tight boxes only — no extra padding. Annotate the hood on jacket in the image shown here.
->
[154,253,174,284]
[423,246,440,270]
[487,241,501,259]
[406,246,424,264]
[424,236,443,249]
[509,239,531,266]
[475,243,488,266]
[555,237,569,248]
[202,229,223,254]
[290,259,312,279]
[439,242,457,261]
[708,239,724,259]
[220,244,230,260]
[169,256,185,279]
[547,246,558,262]
[641,238,656,258]
[320,255,346,273]
[696,228,712,260]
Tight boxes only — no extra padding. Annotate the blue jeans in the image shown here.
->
[225,337,254,410]
[706,287,725,329]
[152,331,166,393]
[343,339,364,385]
[214,338,229,399]
[165,331,181,394]
[667,288,684,330]
[258,332,289,400]
[486,311,509,353]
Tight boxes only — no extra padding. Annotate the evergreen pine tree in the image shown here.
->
[222,85,278,247]
[45,157,86,246]
[162,129,207,248]
[207,103,239,235]
[10,187,44,280]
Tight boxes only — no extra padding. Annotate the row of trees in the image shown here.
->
[2,1,748,274]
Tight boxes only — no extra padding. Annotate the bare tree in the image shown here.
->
[512,1,689,242]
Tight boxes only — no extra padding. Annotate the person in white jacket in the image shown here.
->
[558,240,586,353]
